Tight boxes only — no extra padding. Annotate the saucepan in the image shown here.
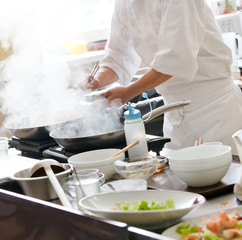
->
[49,100,191,152]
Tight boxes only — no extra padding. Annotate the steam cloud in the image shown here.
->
[0,0,121,137]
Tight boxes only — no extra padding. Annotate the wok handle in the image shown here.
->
[142,99,191,124]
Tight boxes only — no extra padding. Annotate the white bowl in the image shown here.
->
[169,155,232,171]
[79,190,205,230]
[170,162,231,187]
[101,179,147,193]
[68,149,125,180]
[169,145,232,166]
[114,155,157,180]
[9,164,71,200]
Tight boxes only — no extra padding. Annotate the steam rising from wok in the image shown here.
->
[0,0,117,136]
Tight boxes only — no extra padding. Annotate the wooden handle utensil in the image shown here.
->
[110,140,140,158]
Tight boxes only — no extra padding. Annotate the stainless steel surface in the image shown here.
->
[9,164,71,201]
[142,100,191,123]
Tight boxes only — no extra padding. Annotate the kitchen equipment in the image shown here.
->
[232,130,242,202]
[83,82,120,102]
[50,100,191,152]
[110,140,139,158]
[9,164,71,200]
[61,169,102,209]
[168,145,232,187]
[29,159,72,208]
[90,64,99,78]
[0,137,9,158]
[79,190,205,230]
[68,148,125,180]
[232,129,242,164]
[124,102,148,159]
[222,32,242,72]
[69,165,85,199]
[194,137,203,146]
[114,155,157,180]
[101,179,147,193]
[4,94,165,149]
[4,113,83,141]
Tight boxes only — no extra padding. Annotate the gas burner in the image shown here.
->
[8,137,57,159]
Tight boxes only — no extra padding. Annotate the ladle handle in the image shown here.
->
[45,166,73,208]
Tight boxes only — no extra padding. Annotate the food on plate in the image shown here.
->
[176,211,242,240]
[112,199,175,211]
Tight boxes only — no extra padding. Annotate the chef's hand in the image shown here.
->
[87,66,119,91]
[101,86,131,104]
[87,75,100,91]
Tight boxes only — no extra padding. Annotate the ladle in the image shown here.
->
[29,159,72,209]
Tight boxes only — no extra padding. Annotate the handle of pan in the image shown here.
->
[142,99,191,124]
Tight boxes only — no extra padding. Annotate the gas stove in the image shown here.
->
[8,135,170,163]
[8,92,168,162]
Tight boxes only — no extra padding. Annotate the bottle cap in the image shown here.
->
[124,102,141,120]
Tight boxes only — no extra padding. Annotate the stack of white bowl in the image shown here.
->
[168,144,232,187]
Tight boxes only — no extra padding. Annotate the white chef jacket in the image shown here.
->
[99,0,242,154]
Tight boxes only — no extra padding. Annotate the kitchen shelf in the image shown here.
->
[43,50,105,66]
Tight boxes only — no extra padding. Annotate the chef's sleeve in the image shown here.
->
[99,0,141,85]
[151,0,206,82]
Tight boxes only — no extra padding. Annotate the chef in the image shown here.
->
[88,0,242,155]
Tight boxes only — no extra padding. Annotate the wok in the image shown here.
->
[4,114,83,141]
[49,100,191,152]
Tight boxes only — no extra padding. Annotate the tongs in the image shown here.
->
[89,64,100,80]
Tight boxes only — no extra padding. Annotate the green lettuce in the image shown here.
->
[113,199,175,211]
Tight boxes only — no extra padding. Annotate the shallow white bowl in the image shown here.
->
[68,149,125,180]
[168,145,232,166]
[79,190,205,230]
[101,179,147,193]
[170,162,231,187]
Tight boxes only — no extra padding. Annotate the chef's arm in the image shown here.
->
[102,68,172,104]
[128,69,172,98]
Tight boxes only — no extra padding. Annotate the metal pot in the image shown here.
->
[50,100,190,151]
[9,164,71,201]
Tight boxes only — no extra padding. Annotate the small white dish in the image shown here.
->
[79,190,205,230]
[101,179,147,193]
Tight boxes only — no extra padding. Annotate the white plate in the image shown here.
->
[79,190,205,230]
[162,206,242,239]
[101,179,147,192]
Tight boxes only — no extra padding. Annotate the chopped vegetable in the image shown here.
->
[176,211,242,240]
[112,199,175,211]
